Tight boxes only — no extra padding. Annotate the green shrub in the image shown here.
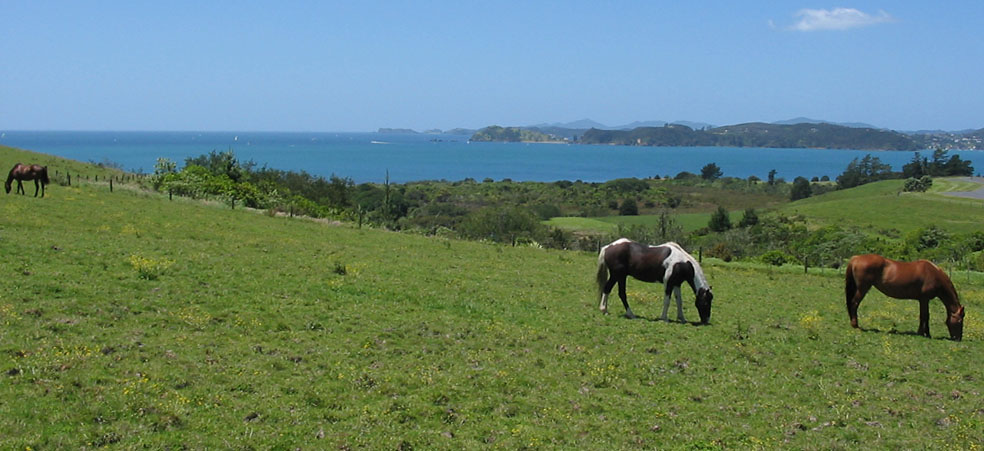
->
[758,250,791,266]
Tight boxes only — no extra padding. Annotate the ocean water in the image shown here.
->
[1,131,979,184]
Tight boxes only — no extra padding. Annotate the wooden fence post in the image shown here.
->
[67,173,71,186]
[109,178,113,192]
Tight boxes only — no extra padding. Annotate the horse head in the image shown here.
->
[946,306,965,341]
[695,286,713,324]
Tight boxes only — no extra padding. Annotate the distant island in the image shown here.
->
[377,128,419,134]
[468,121,984,151]
[378,118,984,150]
[377,127,478,135]
[468,126,563,143]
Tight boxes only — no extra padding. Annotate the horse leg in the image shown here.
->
[16,180,24,195]
[600,276,617,314]
[618,278,635,319]
[846,277,869,329]
[660,288,672,322]
[33,180,39,197]
[673,285,687,323]
[917,299,931,338]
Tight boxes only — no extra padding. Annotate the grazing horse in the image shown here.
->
[5,163,50,197]
[596,239,713,324]
[845,254,965,341]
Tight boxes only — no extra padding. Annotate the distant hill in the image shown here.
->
[530,119,714,131]
[907,127,984,150]
[576,122,920,150]
[469,126,559,143]
[532,119,607,129]
[664,120,715,130]
[447,119,984,149]
[444,128,477,136]
[613,120,667,129]
[772,117,880,129]
[378,128,418,134]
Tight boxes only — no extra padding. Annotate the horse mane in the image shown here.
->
[924,260,960,303]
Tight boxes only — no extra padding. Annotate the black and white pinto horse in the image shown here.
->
[596,239,714,324]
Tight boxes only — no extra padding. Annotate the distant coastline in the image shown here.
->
[470,123,922,151]
[5,131,972,184]
[377,119,984,151]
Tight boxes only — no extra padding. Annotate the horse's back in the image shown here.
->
[847,254,888,281]
[850,254,953,300]
[601,239,669,283]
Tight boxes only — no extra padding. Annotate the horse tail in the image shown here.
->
[596,246,609,299]
[844,258,857,304]
[40,166,50,184]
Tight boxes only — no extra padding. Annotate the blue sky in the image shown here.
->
[2,1,982,132]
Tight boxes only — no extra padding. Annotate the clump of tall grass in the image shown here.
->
[129,254,175,280]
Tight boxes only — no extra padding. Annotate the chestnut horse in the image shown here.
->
[596,239,713,324]
[845,254,965,340]
[5,163,50,197]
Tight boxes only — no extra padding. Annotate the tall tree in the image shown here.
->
[836,154,893,189]
[701,162,723,180]
[790,176,812,201]
[708,206,732,232]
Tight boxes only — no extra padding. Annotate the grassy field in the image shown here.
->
[781,178,984,235]
[2,147,984,448]
[545,211,718,235]
[549,177,984,238]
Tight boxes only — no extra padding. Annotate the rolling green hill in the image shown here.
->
[1,146,982,448]
[546,210,718,235]
[780,178,984,235]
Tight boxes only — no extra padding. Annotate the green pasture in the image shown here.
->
[782,179,984,235]
[1,148,983,448]
[929,177,983,194]
[1,145,130,188]
[546,211,717,235]
[550,177,984,239]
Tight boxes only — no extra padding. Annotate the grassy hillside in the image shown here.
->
[550,178,983,240]
[781,179,984,235]
[546,211,719,235]
[2,147,983,448]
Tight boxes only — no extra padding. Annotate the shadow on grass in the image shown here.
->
[859,327,953,340]
[619,314,709,326]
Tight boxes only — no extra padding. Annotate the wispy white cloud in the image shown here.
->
[788,8,893,32]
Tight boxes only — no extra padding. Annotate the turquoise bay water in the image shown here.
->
[1,131,979,183]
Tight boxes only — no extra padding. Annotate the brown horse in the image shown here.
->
[845,254,965,340]
[5,163,50,197]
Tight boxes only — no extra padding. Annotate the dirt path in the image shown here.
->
[943,177,984,200]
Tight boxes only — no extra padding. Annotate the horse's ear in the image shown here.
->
[957,306,965,317]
